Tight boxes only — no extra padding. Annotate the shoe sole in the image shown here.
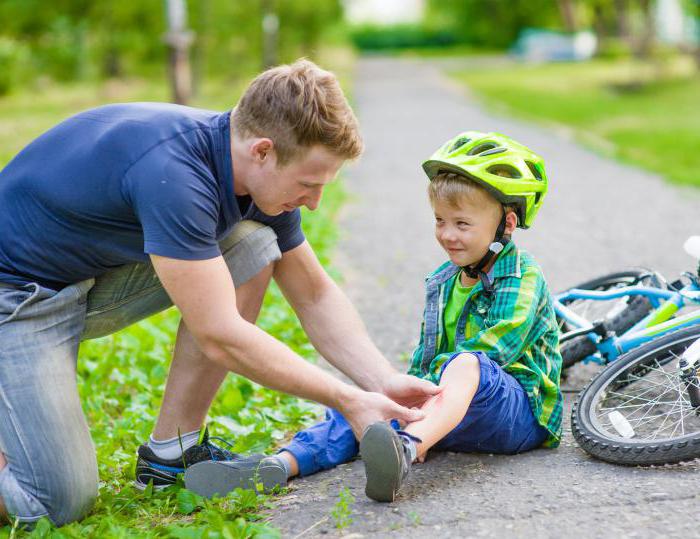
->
[360,422,402,502]
[184,460,286,498]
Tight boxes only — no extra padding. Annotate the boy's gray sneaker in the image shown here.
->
[184,454,287,498]
[360,421,417,502]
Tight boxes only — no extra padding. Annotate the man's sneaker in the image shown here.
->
[360,421,418,502]
[184,455,288,498]
[135,430,241,490]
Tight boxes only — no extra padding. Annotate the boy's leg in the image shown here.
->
[403,353,481,460]
[0,282,98,526]
[282,408,359,477]
[432,353,549,455]
[359,353,480,502]
[184,408,359,498]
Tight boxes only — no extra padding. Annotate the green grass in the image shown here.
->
[450,56,700,187]
[0,53,352,538]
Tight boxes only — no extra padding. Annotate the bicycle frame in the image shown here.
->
[554,280,700,365]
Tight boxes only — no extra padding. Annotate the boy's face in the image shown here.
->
[432,193,507,268]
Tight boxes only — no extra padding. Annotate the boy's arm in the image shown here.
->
[273,241,441,406]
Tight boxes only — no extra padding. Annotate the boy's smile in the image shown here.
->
[432,193,514,273]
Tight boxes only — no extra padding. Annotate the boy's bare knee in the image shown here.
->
[441,353,481,387]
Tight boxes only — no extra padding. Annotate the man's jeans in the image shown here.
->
[0,221,281,526]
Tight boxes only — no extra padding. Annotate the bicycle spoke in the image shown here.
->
[594,350,700,440]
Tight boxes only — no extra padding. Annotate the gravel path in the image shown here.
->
[267,56,700,538]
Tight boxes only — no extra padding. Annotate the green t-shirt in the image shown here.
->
[443,272,474,351]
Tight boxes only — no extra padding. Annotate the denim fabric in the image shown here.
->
[0,221,281,525]
[433,353,548,454]
[282,353,547,477]
[282,409,358,477]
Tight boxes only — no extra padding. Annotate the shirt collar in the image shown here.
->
[427,241,521,286]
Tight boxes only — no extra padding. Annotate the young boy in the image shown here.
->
[184,131,563,502]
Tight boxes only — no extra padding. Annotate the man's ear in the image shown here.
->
[250,138,274,164]
[504,210,518,235]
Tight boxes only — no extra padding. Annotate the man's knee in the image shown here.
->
[0,459,98,527]
[43,461,98,526]
[220,221,281,287]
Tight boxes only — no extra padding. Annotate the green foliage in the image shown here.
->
[424,0,563,49]
[330,487,355,530]
[0,0,345,89]
[350,24,457,51]
[0,37,30,95]
[452,56,700,187]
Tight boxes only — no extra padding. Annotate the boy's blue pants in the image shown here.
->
[282,353,549,477]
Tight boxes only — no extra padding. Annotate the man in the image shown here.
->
[0,59,439,526]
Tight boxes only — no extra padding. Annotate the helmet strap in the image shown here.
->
[462,210,510,296]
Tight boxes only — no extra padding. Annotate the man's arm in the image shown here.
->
[273,241,440,406]
[150,254,424,436]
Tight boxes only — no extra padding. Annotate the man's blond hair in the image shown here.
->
[232,59,363,166]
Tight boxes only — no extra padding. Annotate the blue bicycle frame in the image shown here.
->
[554,279,700,365]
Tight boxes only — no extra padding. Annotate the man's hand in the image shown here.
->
[337,387,427,439]
[380,372,442,409]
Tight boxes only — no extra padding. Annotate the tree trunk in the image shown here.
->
[261,0,278,69]
[557,0,578,32]
[164,0,194,105]
[635,0,655,60]
[613,0,631,41]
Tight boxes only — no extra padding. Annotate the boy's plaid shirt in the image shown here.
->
[407,242,563,446]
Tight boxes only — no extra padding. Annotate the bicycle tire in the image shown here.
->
[558,269,660,368]
[572,325,700,465]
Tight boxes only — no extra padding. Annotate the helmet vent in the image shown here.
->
[468,142,497,156]
[449,136,471,152]
[488,164,522,179]
[526,161,543,180]
[480,147,507,157]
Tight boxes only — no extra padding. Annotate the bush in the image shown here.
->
[349,24,457,51]
[0,37,29,95]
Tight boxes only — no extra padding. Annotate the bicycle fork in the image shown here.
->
[679,337,700,411]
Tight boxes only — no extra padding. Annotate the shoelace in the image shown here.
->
[200,435,239,461]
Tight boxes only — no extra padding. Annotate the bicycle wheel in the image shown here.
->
[572,325,700,465]
[558,269,661,369]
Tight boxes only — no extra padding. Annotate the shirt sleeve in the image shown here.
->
[125,149,222,260]
[432,266,545,376]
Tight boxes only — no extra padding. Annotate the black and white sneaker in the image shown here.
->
[360,422,419,502]
[134,429,243,491]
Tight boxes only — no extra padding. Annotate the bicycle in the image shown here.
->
[553,236,700,464]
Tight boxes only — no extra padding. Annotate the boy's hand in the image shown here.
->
[337,387,426,439]
[381,373,443,409]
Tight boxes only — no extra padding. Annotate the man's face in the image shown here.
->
[249,145,345,216]
[432,193,503,268]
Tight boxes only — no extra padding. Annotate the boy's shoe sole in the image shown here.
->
[184,457,287,498]
[360,422,404,502]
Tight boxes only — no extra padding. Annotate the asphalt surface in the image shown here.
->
[267,56,700,538]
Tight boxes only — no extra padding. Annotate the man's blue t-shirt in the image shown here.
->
[0,103,305,290]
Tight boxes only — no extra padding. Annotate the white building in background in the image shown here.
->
[655,0,698,44]
[342,0,425,25]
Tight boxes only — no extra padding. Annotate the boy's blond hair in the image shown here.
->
[232,59,363,166]
[428,172,516,220]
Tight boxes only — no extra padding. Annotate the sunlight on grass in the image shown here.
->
[451,56,700,187]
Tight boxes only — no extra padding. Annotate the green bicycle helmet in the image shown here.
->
[423,131,548,295]
[422,131,548,229]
